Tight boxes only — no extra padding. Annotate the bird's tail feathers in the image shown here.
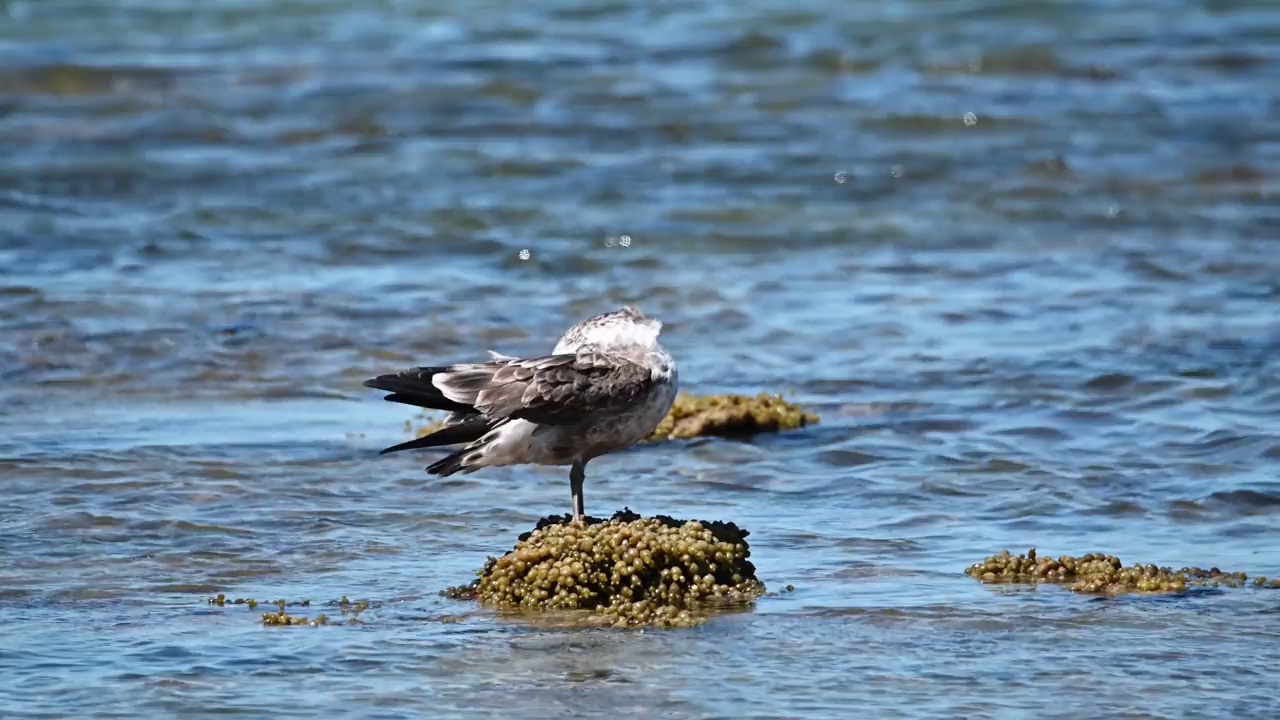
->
[426,443,490,477]
[377,415,492,455]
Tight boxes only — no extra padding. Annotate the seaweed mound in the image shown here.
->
[966,548,1279,595]
[647,392,817,441]
[445,509,766,628]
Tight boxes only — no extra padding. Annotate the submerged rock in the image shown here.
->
[965,548,1278,595]
[409,392,818,443]
[445,509,766,628]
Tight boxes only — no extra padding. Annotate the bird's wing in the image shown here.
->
[363,366,481,414]
[434,352,655,426]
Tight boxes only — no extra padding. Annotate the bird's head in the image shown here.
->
[554,306,665,354]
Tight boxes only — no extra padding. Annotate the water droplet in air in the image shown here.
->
[834,171,847,184]
[518,249,530,260]
[963,112,978,126]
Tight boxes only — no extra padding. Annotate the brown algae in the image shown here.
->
[206,594,372,626]
[410,392,817,443]
[965,548,1279,595]
[407,417,444,439]
[646,392,817,441]
[261,610,328,626]
[444,509,766,628]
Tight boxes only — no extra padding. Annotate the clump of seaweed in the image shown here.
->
[206,594,371,626]
[409,392,818,443]
[965,548,1279,595]
[262,610,328,626]
[646,392,817,441]
[407,417,444,439]
[208,594,309,610]
[444,509,766,628]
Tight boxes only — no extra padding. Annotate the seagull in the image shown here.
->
[363,306,679,523]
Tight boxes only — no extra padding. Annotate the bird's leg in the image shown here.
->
[569,459,586,526]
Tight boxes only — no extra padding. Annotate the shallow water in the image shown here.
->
[3,0,1280,717]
